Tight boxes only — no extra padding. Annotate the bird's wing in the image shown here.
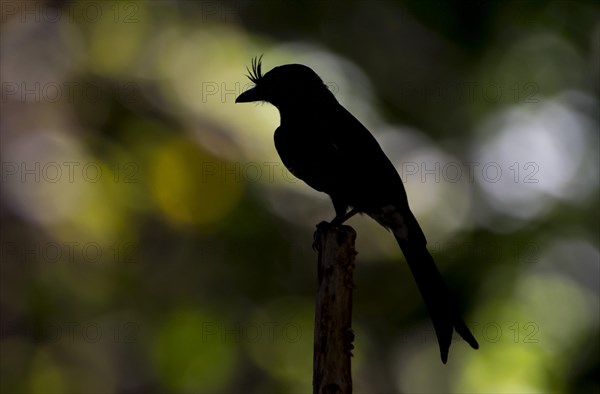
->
[274,102,409,211]
[325,104,410,208]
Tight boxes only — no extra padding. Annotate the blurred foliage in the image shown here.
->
[1,0,599,393]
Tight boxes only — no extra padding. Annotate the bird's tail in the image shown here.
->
[394,220,479,363]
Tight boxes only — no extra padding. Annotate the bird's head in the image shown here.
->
[235,56,332,108]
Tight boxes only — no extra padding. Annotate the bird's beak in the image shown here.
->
[235,86,262,103]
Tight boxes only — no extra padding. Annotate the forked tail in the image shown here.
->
[395,234,479,363]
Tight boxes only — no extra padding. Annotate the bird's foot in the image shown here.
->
[312,209,359,251]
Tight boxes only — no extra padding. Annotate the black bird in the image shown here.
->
[236,56,479,363]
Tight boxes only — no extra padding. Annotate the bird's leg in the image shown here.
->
[313,207,359,252]
[331,208,359,226]
[332,198,349,222]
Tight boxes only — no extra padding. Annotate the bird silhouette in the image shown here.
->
[236,56,479,363]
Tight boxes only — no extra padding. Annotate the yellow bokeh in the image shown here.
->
[151,137,244,227]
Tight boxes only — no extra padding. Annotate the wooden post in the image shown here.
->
[313,222,356,394]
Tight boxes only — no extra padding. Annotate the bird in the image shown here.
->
[235,56,479,363]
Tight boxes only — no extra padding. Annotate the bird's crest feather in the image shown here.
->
[245,55,264,84]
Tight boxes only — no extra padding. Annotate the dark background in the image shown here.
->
[1,0,599,393]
